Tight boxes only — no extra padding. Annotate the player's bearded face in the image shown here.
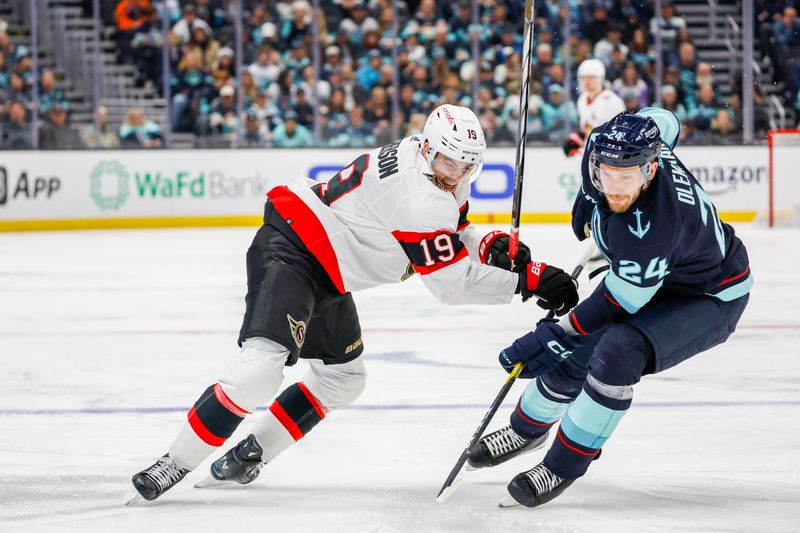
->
[431,154,476,192]
[594,162,653,213]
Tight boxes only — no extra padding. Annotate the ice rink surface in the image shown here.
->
[0,223,798,533]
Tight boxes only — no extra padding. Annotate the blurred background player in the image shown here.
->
[129,104,579,502]
[467,111,752,508]
[563,59,625,156]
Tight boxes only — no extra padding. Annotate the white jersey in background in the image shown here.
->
[267,135,519,304]
[577,89,625,136]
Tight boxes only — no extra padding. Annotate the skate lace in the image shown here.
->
[484,426,528,458]
[524,464,563,495]
[146,457,187,491]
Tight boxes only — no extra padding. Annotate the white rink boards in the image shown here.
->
[0,224,798,533]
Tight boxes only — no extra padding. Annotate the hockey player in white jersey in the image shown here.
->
[563,59,625,157]
[129,104,580,501]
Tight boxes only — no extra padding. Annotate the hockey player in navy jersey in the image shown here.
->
[128,105,580,502]
[467,110,752,508]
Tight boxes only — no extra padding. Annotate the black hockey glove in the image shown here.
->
[478,231,532,273]
[517,262,579,316]
[499,318,581,379]
[562,131,586,157]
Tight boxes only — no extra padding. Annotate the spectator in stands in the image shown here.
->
[772,6,800,94]
[363,85,390,130]
[272,110,313,147]
[266,69,296,114]
[628,28,654,68]
[344,105,377,147]
[114,0,151,60]
[594,23,629,66]
[583,4,613,44]
[182,26,220,71]
[240,71,258,109]
[280,0,313,46]
[6,73,29,107]
[405,112,426,136]
[613,62,649,109]
[172,4,212,46]
[661,85,688,123]
[0,30,15,59]
[207,84,238,134]
[39,103,81,150]
[340,3,379,49]
[38,70,68,115]
[677,42,698,110]
[170,50,213,132]
[248,47,280,91]
[531,43,555,89]
[689,82,719,131]
[81,105,121,149]
[292,87,314,128]
[249,91,283,133]
[712,109,737,137]
[605,46,627,82]
[120,107,162,148]
[1,100,31,149]
[355,50,382,93]
[283,38,311,76]
[131,7,164,87]
[242,108,270,148]
[541,84,579,140]
[649,0,687,52]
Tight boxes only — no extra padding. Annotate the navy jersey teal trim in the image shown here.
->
[569,119,751,334]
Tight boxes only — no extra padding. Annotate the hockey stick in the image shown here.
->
[435,242,597,503]
[507,0,535,267]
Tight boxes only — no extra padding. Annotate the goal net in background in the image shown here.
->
[768,129,800,227]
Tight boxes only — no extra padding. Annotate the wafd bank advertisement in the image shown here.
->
[0,146,766,230]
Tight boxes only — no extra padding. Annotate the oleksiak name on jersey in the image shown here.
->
[566,130,753,335]
[265,135,519,304]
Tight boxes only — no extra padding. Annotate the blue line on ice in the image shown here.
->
[1,400,799,416]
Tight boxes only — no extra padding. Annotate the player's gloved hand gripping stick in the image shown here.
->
[435,242,597,503]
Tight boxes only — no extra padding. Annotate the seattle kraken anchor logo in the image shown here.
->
[628,209,651,239]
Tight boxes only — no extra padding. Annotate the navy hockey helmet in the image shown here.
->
[590,112,662,195]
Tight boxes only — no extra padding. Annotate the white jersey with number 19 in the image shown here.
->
[266,135,518,304]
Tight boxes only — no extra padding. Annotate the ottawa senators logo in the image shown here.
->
[400,262,416,281]
[287,314,306,348]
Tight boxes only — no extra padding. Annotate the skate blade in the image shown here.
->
[193,475,231,489]
[124,490,144,506]
[498,494,521,508]
[434,477,462,504]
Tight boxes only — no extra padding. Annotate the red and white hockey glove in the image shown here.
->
[517,262,579,316]
[562,131,586,157]
[479,231,531,273]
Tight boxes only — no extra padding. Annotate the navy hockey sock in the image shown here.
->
[543,381,630,479]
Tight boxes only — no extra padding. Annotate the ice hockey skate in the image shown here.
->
[498,462,574,508]
[128,454,189,503]
[466,425,548,471]
[195,434,264,489]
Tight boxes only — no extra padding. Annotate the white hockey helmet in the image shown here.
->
[422,104,486,184]
[577,58,606,82]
